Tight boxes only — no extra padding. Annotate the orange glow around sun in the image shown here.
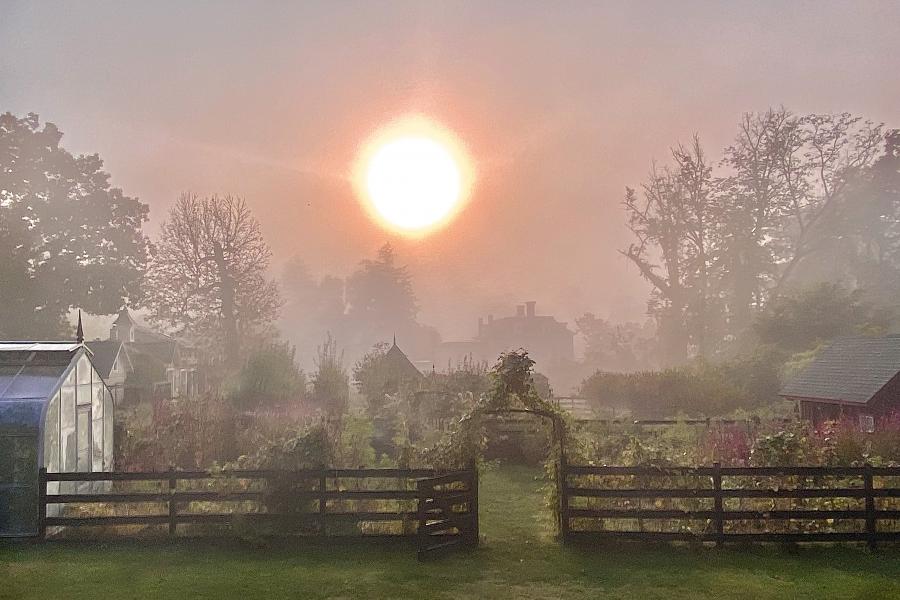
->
[354,116,474,236]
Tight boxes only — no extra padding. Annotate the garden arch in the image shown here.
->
[477,406,569,538]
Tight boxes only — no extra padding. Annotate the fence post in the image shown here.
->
[864,463,876,551]
[469,458,479,547]
[319,467,327,537]
[558,449,570,543]
[712,462,724,548]
[37,467,47,540]
[168,466,177,537]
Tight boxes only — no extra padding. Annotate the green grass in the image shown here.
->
[2,465,899,599]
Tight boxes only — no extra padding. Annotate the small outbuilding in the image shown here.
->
[780,335,900,431]
[0,341,114,536]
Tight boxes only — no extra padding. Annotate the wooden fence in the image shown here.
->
[561,463,900,547]
[38,465,477,548]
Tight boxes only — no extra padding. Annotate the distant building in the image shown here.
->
[87,309,204,403]
[435,301,575,386]
[381,338,426,388]
[476,302,575,366]
[780,335,900,431]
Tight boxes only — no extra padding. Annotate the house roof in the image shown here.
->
[112,308,135,326]
[780,335,900,405]
[85,340,123,378]
[127,339,176,365]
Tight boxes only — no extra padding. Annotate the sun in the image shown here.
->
[354,116,473,236]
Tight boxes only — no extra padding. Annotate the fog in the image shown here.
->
[3,0,900,357]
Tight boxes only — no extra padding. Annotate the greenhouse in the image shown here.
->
[0,342,114,536]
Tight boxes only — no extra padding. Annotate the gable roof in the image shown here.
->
[86,340,124,378]
[127,339,176,365]
[780,335,900,404]
[112,308,135,327]
[383,341,424,381]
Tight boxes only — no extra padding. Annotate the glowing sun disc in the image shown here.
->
[355,117,473,236]
[367,137,460,230]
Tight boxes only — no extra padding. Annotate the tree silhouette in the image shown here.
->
[143,192,280,366]
[0,112,149,337]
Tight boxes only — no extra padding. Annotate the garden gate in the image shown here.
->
[416,465,478,560]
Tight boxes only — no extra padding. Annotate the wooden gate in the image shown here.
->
[416,463,478,560]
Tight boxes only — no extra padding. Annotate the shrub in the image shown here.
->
[579,351,788,418]
[229,342,307,411]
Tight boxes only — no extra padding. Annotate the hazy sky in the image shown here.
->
[3,1,899,342]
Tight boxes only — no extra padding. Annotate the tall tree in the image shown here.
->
[622,136,720,364]
[279,257,346,369]
[719,109,883,332]
[343,243,438,363]
[0,112,148,337]
[143,193,280,366]
[345,243,417,325]
[825,129,900,305]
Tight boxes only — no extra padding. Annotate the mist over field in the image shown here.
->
[4,2,900,377]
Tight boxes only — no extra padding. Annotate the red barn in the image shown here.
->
[780,335,900,431]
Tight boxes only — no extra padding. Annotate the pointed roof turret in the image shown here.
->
[75,310,84,344]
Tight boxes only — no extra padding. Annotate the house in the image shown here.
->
[437,302,574,369]
[476,302,575,366]
[435,301,576,390]
[84,339,131,404]
[0,338,115,536]
[780,335,900,431]
[88,309,203,403]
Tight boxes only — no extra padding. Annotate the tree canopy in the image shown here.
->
[0,112,149,337]
[622,108,894,365]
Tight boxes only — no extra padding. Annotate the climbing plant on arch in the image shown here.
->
[420,350,572,534]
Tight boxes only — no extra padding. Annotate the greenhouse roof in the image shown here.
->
[0,343,84,431]
[0,342,82,352]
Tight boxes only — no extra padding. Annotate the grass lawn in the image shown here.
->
[2,464,899,599]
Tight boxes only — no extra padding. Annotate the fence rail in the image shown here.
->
[561,463,900,548]
[38,466,476,543]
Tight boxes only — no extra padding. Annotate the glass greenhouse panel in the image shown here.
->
[44,391,60,472]
[103,389,114,471]
[92,385,103,471]
[60,379,76,473]
[76,407,90,472]
[0,436,38,534]
[76,355,92,385]
[4,366,67,399]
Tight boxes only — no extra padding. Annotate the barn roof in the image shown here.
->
[780,335,900,404]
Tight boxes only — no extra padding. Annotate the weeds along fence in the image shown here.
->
[37,465,477,544]
[561,463,900,547]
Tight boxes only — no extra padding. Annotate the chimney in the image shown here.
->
[526,301,536,318]
[478,317,484,336]
[516,304,525,318]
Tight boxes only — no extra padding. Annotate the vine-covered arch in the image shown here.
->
[421,350,573,536]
